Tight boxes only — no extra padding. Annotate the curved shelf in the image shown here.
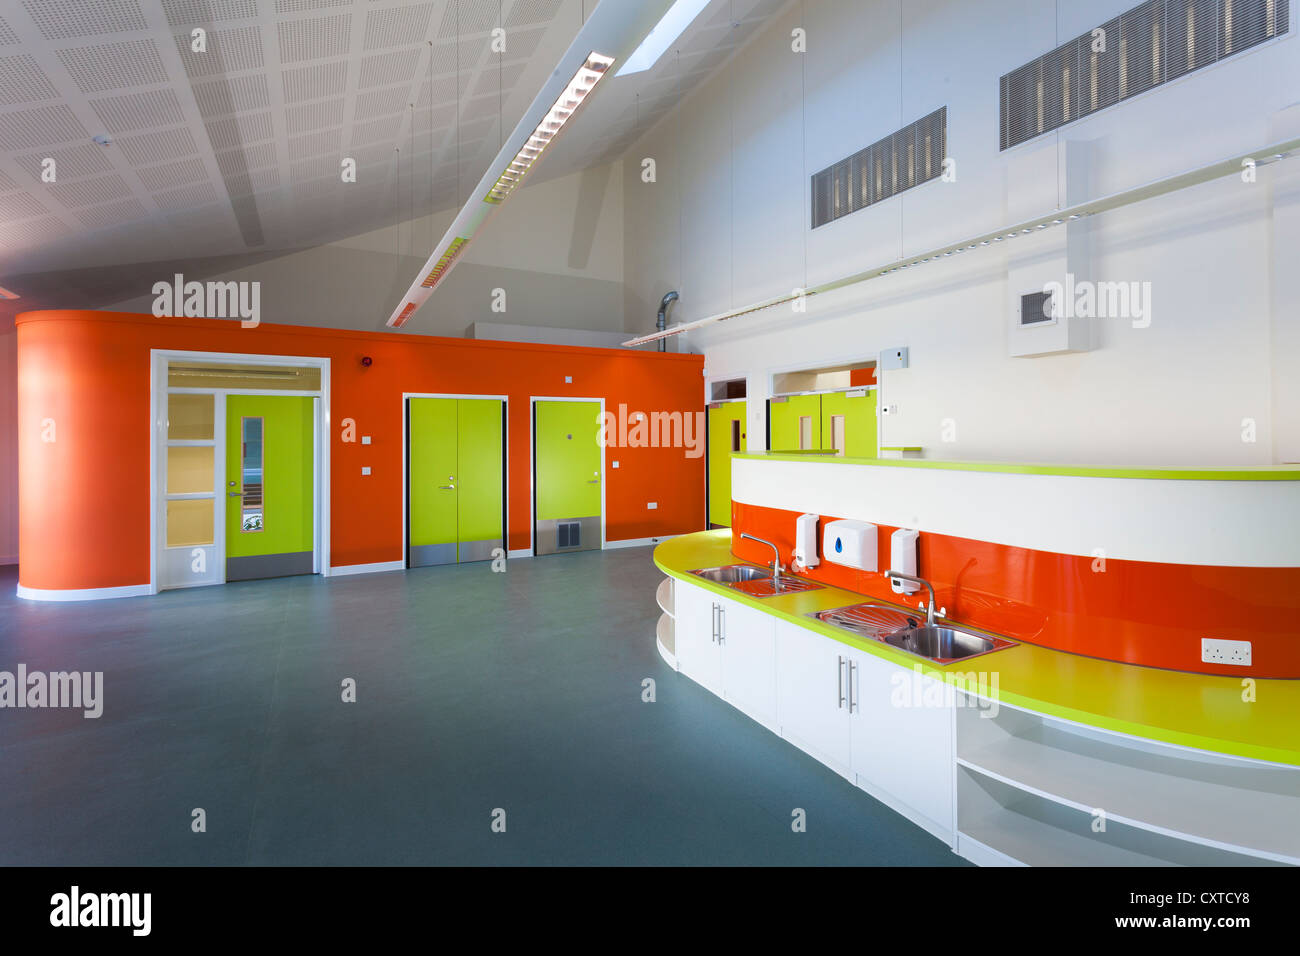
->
[656,576,674,617]
[656,612,676,668]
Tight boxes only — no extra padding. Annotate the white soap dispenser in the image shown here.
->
[793,513,820,569]
[889,528,920,593]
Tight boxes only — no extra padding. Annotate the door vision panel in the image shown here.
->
[408,397,504,566]
[534,400,601,555]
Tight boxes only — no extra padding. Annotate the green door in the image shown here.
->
[225,394,314,581]
[820,389,877,457]
[707,402,747,527]
[408,397,503,566]
[769,394,823,451]
[535,400,601,555]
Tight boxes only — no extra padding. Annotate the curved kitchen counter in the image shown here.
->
[655,530,1300,768]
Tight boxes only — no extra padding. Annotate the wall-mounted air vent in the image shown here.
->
[557,521,581,549]
[1001,0,1290,151]
[1018,290,1056,326]
[812,108,946,229]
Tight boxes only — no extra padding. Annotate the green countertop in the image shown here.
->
[656,530,1300,766]
[733,452,1300,481]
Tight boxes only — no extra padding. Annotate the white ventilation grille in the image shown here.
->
[23,0,147,39]
[812,107,946,229]
[1001,0,1291,150]
[90,88,185,132]
[57,39,169,92]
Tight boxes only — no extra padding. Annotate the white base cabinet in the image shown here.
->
[675,584,777,730]
[775,619,854,778]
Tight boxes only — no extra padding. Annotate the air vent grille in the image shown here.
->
[811,107,946,229]
[1001,0,1290,150]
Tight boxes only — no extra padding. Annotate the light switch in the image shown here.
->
[361,466,371,476]
[647,501,658,510]
[564,375,572,383]
[612,460,620,468]
[361,435,371,445]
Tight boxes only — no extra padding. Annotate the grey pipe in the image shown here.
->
[655,291,679,352]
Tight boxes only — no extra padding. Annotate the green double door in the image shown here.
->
[225,394,315,582]
[408,397,504,566]
[768,390,877,457]
[534,400,602,555]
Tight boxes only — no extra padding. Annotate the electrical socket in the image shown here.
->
[1201,638,1251,667]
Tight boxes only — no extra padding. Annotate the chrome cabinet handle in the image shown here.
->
[848,660,858,713]
[837,656,846,709]
[717,606,725,644]
[711,604,718,643]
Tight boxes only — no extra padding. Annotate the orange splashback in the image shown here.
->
[732,501,1300,678]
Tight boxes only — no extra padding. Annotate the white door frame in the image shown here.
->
[150,349,331,594]
[529,396,606,556]
[401,392,509,567]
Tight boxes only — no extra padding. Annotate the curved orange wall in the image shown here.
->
[16,310,705,590]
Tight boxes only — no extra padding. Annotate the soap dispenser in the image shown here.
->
[793,513,820,569]
[890,529,920,593]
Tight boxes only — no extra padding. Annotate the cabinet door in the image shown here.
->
[717,595,776,730]
[673,580,723,694]
[775,621,853,777]
[849,649,954,837]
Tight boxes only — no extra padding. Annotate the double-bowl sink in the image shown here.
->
[688,564,1016,664]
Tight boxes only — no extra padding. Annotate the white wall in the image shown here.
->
[622,0,1300,466]
[105,160,627,338]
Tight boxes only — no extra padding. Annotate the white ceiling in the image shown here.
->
[0,0,786,316]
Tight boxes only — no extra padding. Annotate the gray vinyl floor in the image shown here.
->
[0,549,964,866]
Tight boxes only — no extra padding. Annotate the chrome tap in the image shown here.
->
[740,533,783,591]
[883,570,940,627]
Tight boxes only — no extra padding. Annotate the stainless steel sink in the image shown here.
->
[809,602,1015,664]
[689,565,824,597]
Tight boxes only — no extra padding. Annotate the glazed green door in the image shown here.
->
[408,397,503,566]
[225,394,315,581]
[708,402,747,527]
[820,389,877,457]
[769,394,823,451]
[534,400,601,555]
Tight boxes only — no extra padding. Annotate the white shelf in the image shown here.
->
[655,576,673,617]
[656,613,676,667]
[955,702,1300,865]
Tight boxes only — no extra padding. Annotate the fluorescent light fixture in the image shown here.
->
[485,52,614,205]
[615,0,712,76]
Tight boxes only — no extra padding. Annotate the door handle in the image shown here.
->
[586,479,600,484]
[837,656,846,709]
[228,491,243,497]
[439,485,455,490]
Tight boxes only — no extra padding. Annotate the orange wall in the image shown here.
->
[16,310,705,590]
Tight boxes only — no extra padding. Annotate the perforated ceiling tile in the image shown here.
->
[438,0,499,38]
[214,141,275,176]
[0,214,69,248]
[174,26,265,76]
[150,181,219,210]
[278,14,351,64]
[411,103,456,133]
[458,93,498,121]
[90,88,185,133]
[23,0,147,39]
[0,191,49,221]
[222,167,278,197]
[0,17,18,46]
[288,127,342,159]
[46,172,133,207]
[56,39,168,93]
[14,143,112,180]
[425,41,461,76]
[115,126,198,164]
[275,0,352,12]
[470,60,525,98]
[0,169,14,190]
[0,104,88,149]
[504,0,562,28]
[72,196,148,229]
[0,55,58,106]
[205,111,274,150]
[134,156,209,190]
[363,3,434,51]
[286,97,345,134]
[192,74,270,116]
[289,153,342,182]
[416,73,460,106]
[281,59,348,103]
[500,25,545,62]
[227,192,264,245]
[355,85,410,117]
[358,48,421,88]
[162,0,260,25]
[350,114,404,146]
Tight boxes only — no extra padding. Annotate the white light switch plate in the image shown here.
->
[647,502,657,510]
[361,466,371,476]
[1201,638,1251,666]
[361,435,371,445]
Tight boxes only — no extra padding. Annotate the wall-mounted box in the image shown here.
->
[823,519,877,571]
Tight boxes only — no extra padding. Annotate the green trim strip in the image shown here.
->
[733,452,1300,481]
